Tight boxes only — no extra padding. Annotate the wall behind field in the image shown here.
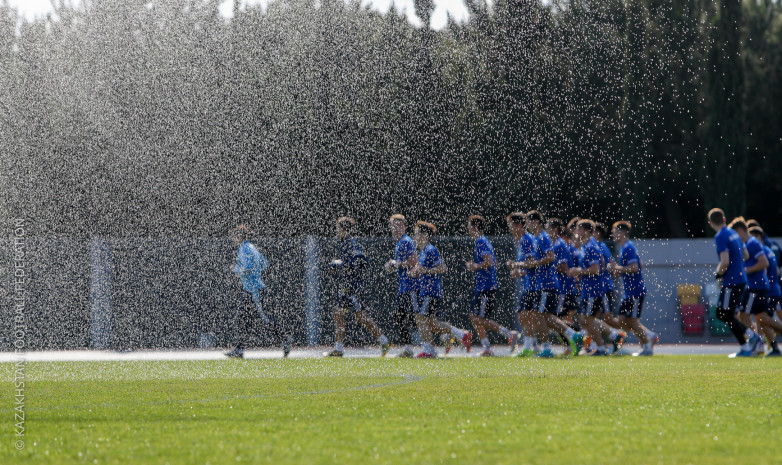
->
[2,237,778,350]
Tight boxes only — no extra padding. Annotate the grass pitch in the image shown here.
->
[2,356,781,464]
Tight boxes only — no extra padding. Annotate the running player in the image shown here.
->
[594,223,624,335]
[384,214,419,358]
[409,221,472,358]
[548,218,584,355]
[227,225,292,359]
[708,209,758,357]
[749,226,782,356]
[729,217,770,346]
[465,215,519,356]
[506,212,539,356]
[521,211,580,357]
[610,221,659,356]
[325,217,391,357]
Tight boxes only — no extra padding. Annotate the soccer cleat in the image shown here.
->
[461,331,473,353]
[444,336,456,355]
[416,351,437,359]
[507,331,520,353]
[479,349,494,357]
[381,341,392,357]
[537,348,555,358]
[651,333,660,347]
[324,349,344,357]
[568,333,582,357]
[729,350,754,358]
[749,333,763,354]
[766,349,781,357]
[612,331,627,353]
[516,348,536,358]
[225,347,244,359]
[583,335,593,355]
[398,347,415,358]
[633,347,653,357]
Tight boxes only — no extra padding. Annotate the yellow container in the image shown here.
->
[677,284,701,299]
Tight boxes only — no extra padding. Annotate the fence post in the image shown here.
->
[304,236,321,346]
[89,237,112,349]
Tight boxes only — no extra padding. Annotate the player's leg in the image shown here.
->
[715,285,757,356]
[353,297,391,357]
[395,291,417,357]
[227,291,254,358]
[250,290,292,358]
[517,291,541,356]
[414,297,438,357]
[539,292,581,357]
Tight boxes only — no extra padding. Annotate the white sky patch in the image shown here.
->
[8,0,468,30]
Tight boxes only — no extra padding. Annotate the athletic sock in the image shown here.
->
[589,341,598,351]
[499,327,511,337]
[335,342,344,352]
[741,342,750,351]
[543,342,552,350]
[745,328,755,340]
[523,337,533,350]
[423,343,435,355]
[608,328,620,341]
[451,326,464,338]
[564,328,576,340]
[379,335,388,346]
[599,345,607,353]
[481,338,491,350]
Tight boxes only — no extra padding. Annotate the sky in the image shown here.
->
[7,0,470,30]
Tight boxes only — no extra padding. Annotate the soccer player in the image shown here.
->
[749,226,782,356]
[465,215,519,356]
[610,221,659,356]
[594,223,623,330]
[408,221,471,358]
[506,212,538,356]
[708,208,758,357]
[570,220,625,355]
[325,217,391,357]
[516,211,579,357]
[384,214,419,358]
[227,225,291,359]
[548,218,584,353]
[747,219,782,267]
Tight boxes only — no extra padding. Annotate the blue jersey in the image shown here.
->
[619,240,646,298]
[763,245,781,298]
[599,241,615,292]
[233,241,269,292]
[474,235,498,292]
[554,238,578,295]
[519,233,537,291]
[419,243,444,298]
[337,237,368,293]
[580,238,605,299]
[394,234,418,294]
[714,226,747,286]
[745,236,769,291]
[535,231,560,291]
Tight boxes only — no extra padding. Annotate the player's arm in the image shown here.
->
[474,253,494,270]
[742,247,749,261]
[614,262,639,275]
[537,250,556,267]
[555,260,568,274]
[573,262,600,277]
[745,253,769,274]
[715,250,730,277]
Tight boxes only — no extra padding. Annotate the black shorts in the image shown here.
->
[604,290,616,314]
[471,289,496,319]
[769,296,781,313]
[741,289,768,315]
[396,291,420,314]
[619,295,645,319]
[580,295,609,317]
[718,285,745,314]
[419,295,444,319]
[537,290,559,314]
[337,289,363,313]
[520,290,541,312]
[557,294,579,317]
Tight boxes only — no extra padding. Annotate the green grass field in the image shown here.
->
[2,356,781,464]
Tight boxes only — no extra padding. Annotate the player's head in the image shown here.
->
[230,225,249,245]
[593,222,609,240]
[576,219,595,241]
[707,208,726,231]
[749,226,765,242]
[336,217,357,239]
[467,215,485,238]
[389,214,407,237]
[506,212,526,237]
[729,216,749,241]
[611,221,631,242]
[524,210,544,233]
[414,220,436,248]
[746,219,761,230]
[546,217,564,238]
[566,216,581,235]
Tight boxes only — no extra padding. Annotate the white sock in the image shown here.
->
[403,345,412,353]
[741,342,750,351]
[565,328,575,339]
[745,328,755,340]
[423,343,435,355]
[598,345,606,352]
[646,329,656,340]
[543,342,551,350]
[451,326,464,338]
[523,337,533,350]
[481,338,490,350]
[335,342,344,352]
[499,327,511,337]
[644,342,652,350]
[589,341,598,351]
[379,335,388,345]
[608,329,619,341]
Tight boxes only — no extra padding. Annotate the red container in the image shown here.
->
[681,303,705,334]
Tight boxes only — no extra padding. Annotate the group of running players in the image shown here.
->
[322,211,658,358]
[227,207,781,359]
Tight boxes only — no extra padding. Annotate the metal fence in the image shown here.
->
[2,236,778,350]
